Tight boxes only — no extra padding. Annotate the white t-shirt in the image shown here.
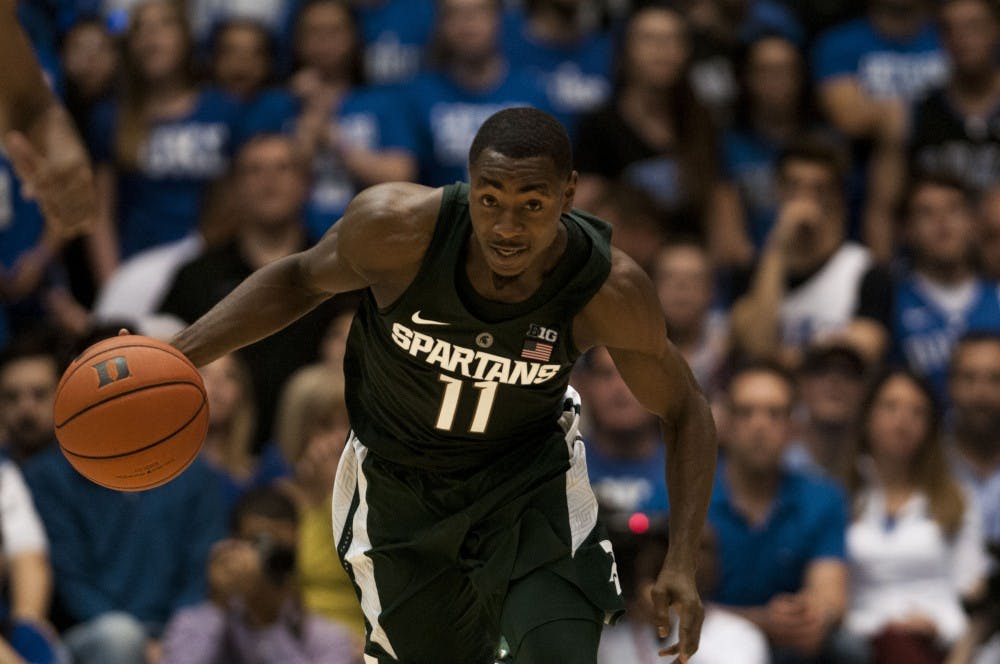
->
[598,608,769,664]
[0,460,47,557]
[846,484,989,644]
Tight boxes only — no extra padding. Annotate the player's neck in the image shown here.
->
[465,223,568,303]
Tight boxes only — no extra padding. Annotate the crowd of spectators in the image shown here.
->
[2,0,1000,662]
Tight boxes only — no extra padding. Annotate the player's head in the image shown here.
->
[901,173,975,273]
[467,107,576,280]
[0,331,65,460]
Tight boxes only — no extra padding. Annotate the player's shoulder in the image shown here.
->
[575,248,662,352]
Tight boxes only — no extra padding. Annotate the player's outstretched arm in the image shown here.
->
[0,0,97,236]
[172,183,435,367]
[576,250,718,664]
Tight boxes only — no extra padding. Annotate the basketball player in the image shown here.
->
[0,0,96,235]
[169,108,717,663]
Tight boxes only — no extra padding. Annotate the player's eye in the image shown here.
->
[524,200,543,212]
[481,195,498,207]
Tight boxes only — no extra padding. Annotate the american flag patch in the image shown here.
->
[521,339,553,362]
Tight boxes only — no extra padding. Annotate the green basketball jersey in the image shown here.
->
[343,183,612,472]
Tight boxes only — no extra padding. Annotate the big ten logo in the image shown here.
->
[92,357,132,388]
[526,324,558,343]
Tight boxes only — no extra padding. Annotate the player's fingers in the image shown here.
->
[650,587,673,638]
[676,599,704,660]
[4,131,41,197]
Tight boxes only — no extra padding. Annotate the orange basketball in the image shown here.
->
[53,335,209,491]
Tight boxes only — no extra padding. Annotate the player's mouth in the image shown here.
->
[489,244,528,263]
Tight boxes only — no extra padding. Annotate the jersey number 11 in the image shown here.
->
[435,375,498,434]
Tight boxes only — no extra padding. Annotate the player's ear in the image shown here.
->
[562,170,578,213]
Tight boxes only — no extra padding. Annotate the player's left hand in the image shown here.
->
[4,105,97,237]
[651,563,704,663]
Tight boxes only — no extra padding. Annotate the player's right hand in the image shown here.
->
[4,106,98,238]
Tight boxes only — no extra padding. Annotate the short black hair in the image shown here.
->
[776,133,849,195]
[231,486,298,533]
[468,107,572,179]
[899,171,974,223]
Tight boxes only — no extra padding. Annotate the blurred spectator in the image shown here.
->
[598,525,769,664]
[159,134,341,449]
[61,17,119,137]
[731,136,892,368]
[284,0,414,240]
[653,240,729,395]
[0,333,61,464]
[868,0,1000,263]
[319,305,356,375]
[159,487,360,664]
[273,364,364,637]
[684,0,804,125]
[574,4,721,240]
[584,183,666,273]
[709,362,849,662]
[502,0,613,118]
[87,0,243,280]
[21,331,226,664]
[189,0,290,46]
[395,0,554,187]
[199,354,264,511]
[719,33,820,265]
[841,369,989,661]
[208,18,277,101]
[785,344,867,477]
[351,0,436,85]
[812,0,945,142]
[978,186,1000,282]
[948,334,1000,528]
[892,175,1000,402]
[0,458,59,664]
[572,348,668,515]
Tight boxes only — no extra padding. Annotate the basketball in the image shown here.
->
[53,335,209,492]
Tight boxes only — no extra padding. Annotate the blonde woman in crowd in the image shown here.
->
[274,363,365,639]
[842,369,989,663]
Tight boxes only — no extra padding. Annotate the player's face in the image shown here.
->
[130,1,188,81]
[942,0,999,72]
[950,342,1000,440]
[213,24,270,98]
[906,184,974,269]
[0,357,58,454]
[725,373,794,473]
[866,375,931,466]
[468,151,576,278]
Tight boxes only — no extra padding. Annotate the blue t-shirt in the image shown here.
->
[397,68,557,187]
[584,438,669,515]
[22,447,227,631]
[357,0,436,85]
[501,10,612,119]
[722,129,782,250]
[893,276,1000,402]
[88,88,243,258]
[708,462,848,607]
[0,154,46,349]
[812,17,946,101]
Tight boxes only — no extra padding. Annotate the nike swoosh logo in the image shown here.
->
[411,310,450,326]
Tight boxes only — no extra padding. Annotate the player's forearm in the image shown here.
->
[663,386,717,571]
[0,4,56,135]
[171,254,330,367]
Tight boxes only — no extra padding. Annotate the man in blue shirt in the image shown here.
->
[892,175,1000,402]
[710,362,849,662]
[393,0,557,187]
